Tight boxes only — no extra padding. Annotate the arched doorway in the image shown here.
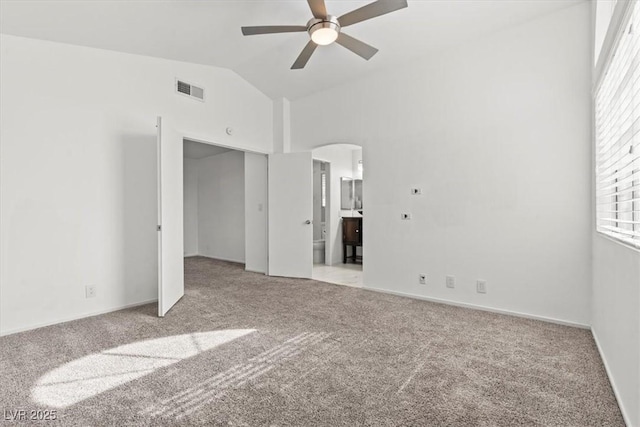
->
[310,143,364,287]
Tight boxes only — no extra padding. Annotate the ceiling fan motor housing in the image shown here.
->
[307,15,340,45]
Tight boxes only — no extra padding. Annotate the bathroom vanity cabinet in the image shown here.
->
[342,217,362,264]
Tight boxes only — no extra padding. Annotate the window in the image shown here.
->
[595,2,640,249]
[320,171,327,223]
[321,172,327,208]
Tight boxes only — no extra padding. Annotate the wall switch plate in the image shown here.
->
[446,275,455,288]
[411,188,422,195]
[419,274,426,285]
[401,213,412,220]
[477,280,487,294]
[85,285,96,298]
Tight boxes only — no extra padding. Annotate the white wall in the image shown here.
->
[183,158,199,256]
[0,35,272,335]
[592,237,640,426]
[349,149,364,259]
[197,151,245,263]
[592,2,640,425]
[244,152,268,274]
[185,149,267,271]
[294,3,592,326]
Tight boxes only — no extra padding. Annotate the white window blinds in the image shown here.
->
[595,2,640,249]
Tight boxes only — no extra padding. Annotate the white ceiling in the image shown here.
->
[0,0,584,100]
[183,140,232,159]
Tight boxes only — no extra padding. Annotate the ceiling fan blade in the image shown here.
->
[291,41,318,69]
[338,0,408,27]
[307,0,328,19]
[241,25,307,36]
[336,33,378,60]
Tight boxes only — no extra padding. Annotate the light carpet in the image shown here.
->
[0,257,624,426]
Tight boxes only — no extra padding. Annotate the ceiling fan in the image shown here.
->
[241,0,408,69]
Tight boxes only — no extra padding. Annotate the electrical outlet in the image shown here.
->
[446,275,455,288]
[477,280,487,294]
[85,285,96,298]
[411,188,422,195]
[419,274,426,285]
[401,213,412,220]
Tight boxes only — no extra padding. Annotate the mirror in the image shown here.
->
[341,177,363,211]
[340,177,353,210]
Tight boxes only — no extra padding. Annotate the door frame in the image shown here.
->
[310,143,365,277]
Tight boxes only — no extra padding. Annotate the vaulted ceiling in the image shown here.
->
[0,0,585,100]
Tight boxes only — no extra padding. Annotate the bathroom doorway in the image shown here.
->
[310,144,363,288]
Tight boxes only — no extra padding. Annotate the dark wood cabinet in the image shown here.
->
[342,217,362,264]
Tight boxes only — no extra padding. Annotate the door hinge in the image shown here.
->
[157,225,162,231]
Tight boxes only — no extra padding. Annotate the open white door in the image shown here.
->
[268,152,313,278]
[157,117,184,317]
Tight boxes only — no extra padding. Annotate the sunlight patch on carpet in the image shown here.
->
[31,329,256,408]
[143,331,332,419]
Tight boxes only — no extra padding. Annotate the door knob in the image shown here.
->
[305,220,312,224]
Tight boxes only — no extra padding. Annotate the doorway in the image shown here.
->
[183,140,246,263]
[182,139,268,272]
[310,144,364,288]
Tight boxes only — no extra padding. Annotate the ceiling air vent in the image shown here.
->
[176,79,205,102]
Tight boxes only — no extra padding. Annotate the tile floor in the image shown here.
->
[312,263,363,287]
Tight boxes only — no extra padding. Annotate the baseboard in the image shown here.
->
[184,253,199,258]
[592,329,634,427]
[245,268,266,274]
[196,255,246,265]
[363,286,590,329]
[0,298,158,337]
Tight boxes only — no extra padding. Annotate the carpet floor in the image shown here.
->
[0,257,624,426]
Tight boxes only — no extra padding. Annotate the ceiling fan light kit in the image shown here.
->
[308,15,340,46]
[241,0,408,69]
